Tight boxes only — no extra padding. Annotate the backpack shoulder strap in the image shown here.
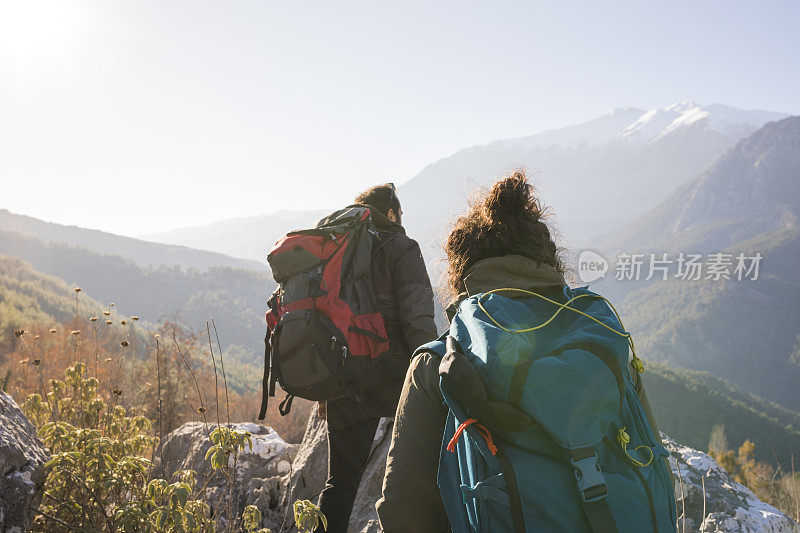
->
[414,331,448,359]
[258,328,274,420]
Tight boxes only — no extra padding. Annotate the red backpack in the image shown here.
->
[258,205,392,418]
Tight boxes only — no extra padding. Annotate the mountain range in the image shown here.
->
[138,102,788,269]
[593,116,800,411]
[400,101,788,269]
[598,115,800,255]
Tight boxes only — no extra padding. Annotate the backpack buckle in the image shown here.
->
[570,449,608,503]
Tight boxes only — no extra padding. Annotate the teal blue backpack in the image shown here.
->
[418,285,677,533]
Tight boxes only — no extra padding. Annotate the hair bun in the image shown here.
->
[484,171,540,226]
[445,168,563,299]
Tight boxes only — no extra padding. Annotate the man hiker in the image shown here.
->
[317,183,438,532]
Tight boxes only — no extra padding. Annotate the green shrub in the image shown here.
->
[26,362,158,531]
[293,500,327,533]
[24,363,273,532]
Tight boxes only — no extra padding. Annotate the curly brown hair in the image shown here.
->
[445,170,565,298]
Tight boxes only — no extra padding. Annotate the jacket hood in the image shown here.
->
[446,255,566,319]
[352,203,405,234]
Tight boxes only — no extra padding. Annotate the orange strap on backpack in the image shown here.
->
[447,418,498,455]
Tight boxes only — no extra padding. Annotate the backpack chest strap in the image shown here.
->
[570,447,619,533]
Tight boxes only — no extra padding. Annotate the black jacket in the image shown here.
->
[327,209,438,430]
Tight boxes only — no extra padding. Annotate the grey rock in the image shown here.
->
[151,421,296,527]
[664,433,800,532]
[277,413,330,514]
[0,391,49,532]
[153,414,392,533]
[153,417,800,533]
[349,419,392,533]
[269,414,392,533]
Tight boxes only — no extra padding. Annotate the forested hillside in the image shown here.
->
[644,360,800,466]
[622,272,800,412]
[0,254,110,353]
[0,229,275,363]
[0,253,307,436]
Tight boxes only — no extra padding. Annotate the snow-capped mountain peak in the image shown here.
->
[622,101,711,141]
[664,100,702,113]
[503,102,787,150]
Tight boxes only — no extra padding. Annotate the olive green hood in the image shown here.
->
[446,254,566,320]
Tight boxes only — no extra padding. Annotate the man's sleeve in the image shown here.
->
[391,239,438,353]
[377,352,449,533]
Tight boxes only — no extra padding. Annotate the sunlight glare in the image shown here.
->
[0,0,78,60]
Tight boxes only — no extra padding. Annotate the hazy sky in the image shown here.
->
[1,0,798,236]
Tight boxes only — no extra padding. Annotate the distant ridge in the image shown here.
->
[0,209,263,271]
[140,209,330,262]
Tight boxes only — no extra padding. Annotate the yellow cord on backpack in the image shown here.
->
[616,426,653,467]
[476,288,645,373]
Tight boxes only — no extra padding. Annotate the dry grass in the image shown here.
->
[2,310,310,443]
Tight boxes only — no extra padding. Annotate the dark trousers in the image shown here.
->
[316,416,380,533]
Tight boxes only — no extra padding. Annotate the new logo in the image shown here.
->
[578,250,608,283]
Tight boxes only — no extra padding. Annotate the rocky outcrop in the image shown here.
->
[154,416,799,533]
[0,391,49,532]
[153,415,391,532]
[273,415,392,533]
[152,421,295,482]
[664,434,799,533]
[151,421,297,526]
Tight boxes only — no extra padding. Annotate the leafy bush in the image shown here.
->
[135,475,213,532]
[20,361,275,532]
[205,425,262,532]
[709,425,800,523]
[293,500,327,533]
[25,362,155,531]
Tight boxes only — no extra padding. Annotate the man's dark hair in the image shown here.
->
[355,183,401,216]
